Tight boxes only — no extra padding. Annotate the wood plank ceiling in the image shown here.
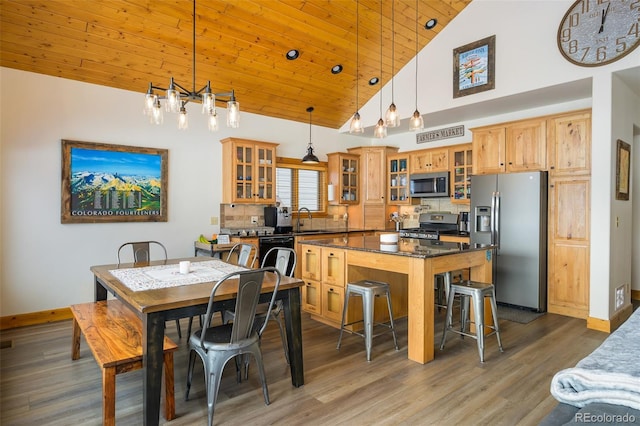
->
[0,0,471,129]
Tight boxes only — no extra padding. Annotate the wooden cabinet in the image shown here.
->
[472,118,546,175]
[220,138,277,204]
[348,146,398,205]
[547,109,591,177]
[299,244,347,322]
[322,283,345,323]
[300,245,321,281]
[327,153,359,204]
[450,143,472,204]
[547,177,590,318]
[345,146,398,231]
[546,109,591,319]
[322,248,345,286]
[410,148,449,173]
[302,279,321,314]
[388,153,410,205]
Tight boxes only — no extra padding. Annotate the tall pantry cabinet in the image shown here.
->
[546,109,591,319]
[346,146,398,230]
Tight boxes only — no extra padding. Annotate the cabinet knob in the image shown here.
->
[550,166,555,169]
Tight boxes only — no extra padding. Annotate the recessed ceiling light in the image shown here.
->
[425,18,437,30]
[286,49,300,60]
[369,77,379,85]
[331,64,343,74]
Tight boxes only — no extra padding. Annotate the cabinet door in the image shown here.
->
[450,144,472,203]
[254,144,276,202]
[547,177,590,318]
[388,154,410,204]
[410,150,431,173]
[322,283,344,323]
[547,110,591,176]
[506,119,546,172]
[300,245,322,280]
[472,126,505,175]
[322,248,345,286]
[429,149,450,171]
[302,279,321,314]
[234,143,255,201]
[361,148,386,204]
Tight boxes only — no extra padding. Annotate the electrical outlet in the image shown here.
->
[210,216,218,225]
[615,285,625,310]
[251,216,258,224]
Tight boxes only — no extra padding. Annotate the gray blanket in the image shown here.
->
[550,308,640,410]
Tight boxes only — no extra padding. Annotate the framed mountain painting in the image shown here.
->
[61,140,168,223]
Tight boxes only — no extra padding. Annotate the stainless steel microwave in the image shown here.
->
[409,171,450,198]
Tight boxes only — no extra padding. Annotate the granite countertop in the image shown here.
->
[298,234,492,259]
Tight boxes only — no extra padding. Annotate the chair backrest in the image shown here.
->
[117,241,167,264]
[226,243,257,268]
[199,267,281,346]
[261,247,297,277]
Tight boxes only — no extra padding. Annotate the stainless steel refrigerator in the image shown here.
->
[470,171,548,312]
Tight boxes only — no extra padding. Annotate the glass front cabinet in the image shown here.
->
[220,138,278,204]
[451,143,472,204]
[328,153,359,204]
[388,154,410,205]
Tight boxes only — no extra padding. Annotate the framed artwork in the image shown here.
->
[453,35,495,98]
[61,140,168,223]
[615,139,631,201]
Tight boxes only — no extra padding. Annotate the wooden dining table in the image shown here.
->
[91,257,305,426]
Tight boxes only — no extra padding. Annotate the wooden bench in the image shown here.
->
[70,300,177,425]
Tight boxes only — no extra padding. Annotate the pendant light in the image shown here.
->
[374,0,387,139]
[302,107,320,164]
[349,0,364,134]
[409,0,424,131]
[385,0,400,128]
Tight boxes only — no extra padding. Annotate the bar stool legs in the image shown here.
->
[440,280,503,362]
[337,280,399,361]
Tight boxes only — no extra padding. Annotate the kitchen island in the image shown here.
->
[299,235,493,364]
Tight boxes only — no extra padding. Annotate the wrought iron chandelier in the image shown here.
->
[142,0,239,131]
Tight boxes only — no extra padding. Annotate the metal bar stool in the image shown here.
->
[337,280,399,361]
[440,280,503,362]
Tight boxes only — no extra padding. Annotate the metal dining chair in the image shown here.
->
[117,241,182,339]
[225,247,296,364]
[226,242,258,268]
[185,267,282,426]
[187,242,258,337]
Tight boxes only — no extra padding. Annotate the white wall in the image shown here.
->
[0,67,357,315]
[1,0,639,320]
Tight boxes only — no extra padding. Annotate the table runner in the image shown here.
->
[109,259,247,292]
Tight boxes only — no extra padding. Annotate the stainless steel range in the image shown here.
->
[399,213,459,240]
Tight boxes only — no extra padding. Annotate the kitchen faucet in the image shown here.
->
[296,207,312,232]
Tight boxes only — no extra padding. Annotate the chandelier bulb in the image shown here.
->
[208,109,219,132]
[227,99,240,128]
[151,98,163,125]
[178,104,188,130]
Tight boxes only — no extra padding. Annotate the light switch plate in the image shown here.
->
[210,216,218,225]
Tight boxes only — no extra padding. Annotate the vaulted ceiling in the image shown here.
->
[0,0,471,129]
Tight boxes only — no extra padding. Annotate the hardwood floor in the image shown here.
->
[0,309,609,426]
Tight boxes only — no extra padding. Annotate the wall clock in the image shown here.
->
[557,0,640,66]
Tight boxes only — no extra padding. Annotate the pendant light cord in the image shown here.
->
[390,0,395,103]
[192,0,196,93]
[355,0,359,112]
[379,0,383,116]
[415,0,419,110]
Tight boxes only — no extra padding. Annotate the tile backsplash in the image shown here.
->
[220,204,349,230]
[394,198,470,229]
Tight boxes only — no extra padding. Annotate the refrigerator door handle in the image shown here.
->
[491,191,500,252]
